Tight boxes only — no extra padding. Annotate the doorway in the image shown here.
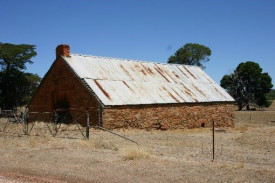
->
[52,90,72,123]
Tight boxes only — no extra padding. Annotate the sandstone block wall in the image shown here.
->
[102,103,234,129]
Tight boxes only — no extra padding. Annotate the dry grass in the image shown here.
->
[119,146,150,160]
[0,110,275,182]
[235,110,275,124]
[266,100,275,111]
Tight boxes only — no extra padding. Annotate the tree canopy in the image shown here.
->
[168,43,211,69]
[0,43,36,71]
[220,61,273,110]
[0,42,40,109]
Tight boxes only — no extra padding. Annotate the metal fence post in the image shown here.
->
[212,119,215,161]
[86,112,90,139]
[54,111,58,124]
[25,113,29,135]
[98,106,102,127]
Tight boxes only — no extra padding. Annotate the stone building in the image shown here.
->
[28,45,235,129]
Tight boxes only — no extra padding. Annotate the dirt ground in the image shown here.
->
[0,109,274,182]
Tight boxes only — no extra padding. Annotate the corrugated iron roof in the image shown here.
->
[63,54,234,106]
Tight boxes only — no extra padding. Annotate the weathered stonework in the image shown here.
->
[102,103,234,129]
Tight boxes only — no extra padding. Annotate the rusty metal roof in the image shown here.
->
[63,54,234,106]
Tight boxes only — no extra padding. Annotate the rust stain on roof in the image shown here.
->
[214,87,226,98]
[134,63,142,70]
[177,66,189,78]
[120,65,133,79]
[162,86,180,102]
[164,69,177,83]
[122,81,134,91]
[183,67,196,79]
[65,54,235,105]
[141,64,153,75]
[192,84,207,97]
[155,66,170,82]
[180,83,192,96]
[141,69,147,76]
[171,88,185,102]
[147,67,154,75]
[154,64,164,73]
[94,79,111,100]
[133,63,148,76]
[168,92,180,102]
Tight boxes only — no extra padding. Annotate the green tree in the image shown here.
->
[168,43,211,69]
[220,61,273,110]
[0,42,40,109]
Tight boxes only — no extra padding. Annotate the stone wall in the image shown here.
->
[102,102,234,129]
[28,58,100,126]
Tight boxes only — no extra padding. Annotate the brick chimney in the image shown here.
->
[56,44,70,58]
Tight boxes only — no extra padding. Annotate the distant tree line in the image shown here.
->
[0,42,41,110]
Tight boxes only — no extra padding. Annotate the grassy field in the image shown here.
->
[0,106,274,182]
[267,99,275,111]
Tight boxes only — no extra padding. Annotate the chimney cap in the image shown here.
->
[56,44,70,58]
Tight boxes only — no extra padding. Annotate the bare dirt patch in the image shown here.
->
[0,111,275,182]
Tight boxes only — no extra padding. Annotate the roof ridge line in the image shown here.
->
[83,78,212,84]
[70,53,198,68]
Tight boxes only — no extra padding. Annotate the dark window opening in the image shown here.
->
[201,122,205,128]
[52,90,72,124]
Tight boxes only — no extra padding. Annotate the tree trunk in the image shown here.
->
[238,103,243,111]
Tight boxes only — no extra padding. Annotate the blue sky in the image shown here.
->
[1,0,274,88]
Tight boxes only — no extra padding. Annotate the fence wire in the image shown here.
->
[1,111,274,167]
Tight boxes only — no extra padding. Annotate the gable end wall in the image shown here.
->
[28,58,100,126]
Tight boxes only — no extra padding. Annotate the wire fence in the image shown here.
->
[1,109,274,166]
[0,109,89,139]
